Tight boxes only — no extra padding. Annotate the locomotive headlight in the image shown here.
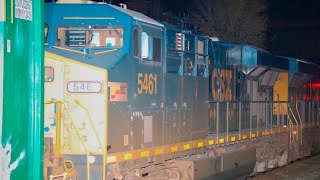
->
[88,156,96,164]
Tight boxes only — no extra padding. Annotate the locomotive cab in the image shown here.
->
[43,2,166,179]
[44,2,132,68]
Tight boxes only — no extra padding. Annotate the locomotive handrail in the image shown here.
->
[45,100,63,104]
[52,46,87,55]
[94,49,117,55]
[289,105,299,126]
[45,100,63,155]
[74,98,106,180]
[61,101,91,180]
[290,120,294,147]
[282,103,298,147]
[208,100,320,103]
[61,101,90,153]
[74,99,103,151]
[288,117,294,148]
[45,100,91,180]
[295,102,303,145]
[167,47,209,56]
[207,100,290,103]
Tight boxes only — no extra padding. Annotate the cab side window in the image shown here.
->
[141,32,150,60]
[153,38,161,62]
[133,29,139,57]
[197,39,206,76]
[56,26,124,48]
[140,31,162,65]
[45,66,54,82]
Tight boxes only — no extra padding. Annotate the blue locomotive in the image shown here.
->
[43,1,320,179]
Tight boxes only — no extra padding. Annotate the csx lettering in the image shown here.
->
[223,70,232,101]
[137,73,158,95]
[211,68,233,101]
[211,68,219,100]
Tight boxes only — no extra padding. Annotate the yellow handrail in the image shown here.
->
[45,100,63,155]
[282,103,294,147]
[61,101,91,180]
[74,98,107,180]
[94,49,117,55]
[288,106,299,142]
[295,102,303,145]
[45,100,63,104]
[61,101,89,153]
[289,119,293,147]
[282,103,301,143]
[45,100,91,180]
[74,99,103,151]
[281,103,292,126]
[52,46,87,55]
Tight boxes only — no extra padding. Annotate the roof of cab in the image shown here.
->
[45,2,163,28]
[108,4,164,27]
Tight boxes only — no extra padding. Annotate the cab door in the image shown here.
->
[130,25,165,150]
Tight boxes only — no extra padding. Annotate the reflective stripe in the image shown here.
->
[231,137,236,142]
[183,144,190,150]
[208,140,214,145]
[171,146,178,153]
[197,142,204,148]
[103,129,287,164]
[141,151,149,157]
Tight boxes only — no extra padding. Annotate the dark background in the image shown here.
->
[267,0,320,64]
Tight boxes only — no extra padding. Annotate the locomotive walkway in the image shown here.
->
[250,154,320,180]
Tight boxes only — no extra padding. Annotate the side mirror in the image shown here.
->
[45,23,49,45]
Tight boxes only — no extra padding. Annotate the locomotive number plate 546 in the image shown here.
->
[67,81,102,93]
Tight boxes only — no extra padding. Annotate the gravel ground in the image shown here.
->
[249,154,320,180]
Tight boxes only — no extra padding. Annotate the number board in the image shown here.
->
[137,73,158,95]
[67,81,102,93]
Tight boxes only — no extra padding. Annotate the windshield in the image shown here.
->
[56,26,124,48]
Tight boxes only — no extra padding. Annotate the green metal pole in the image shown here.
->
[0,0,4,151]
[1,0,44,179]
[32,0,45,179]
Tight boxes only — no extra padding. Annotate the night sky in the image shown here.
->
[267,0,320,64]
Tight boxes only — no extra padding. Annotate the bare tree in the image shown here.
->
[127,0,165,19]
[190,0,268,48]
[126,0,153,17]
